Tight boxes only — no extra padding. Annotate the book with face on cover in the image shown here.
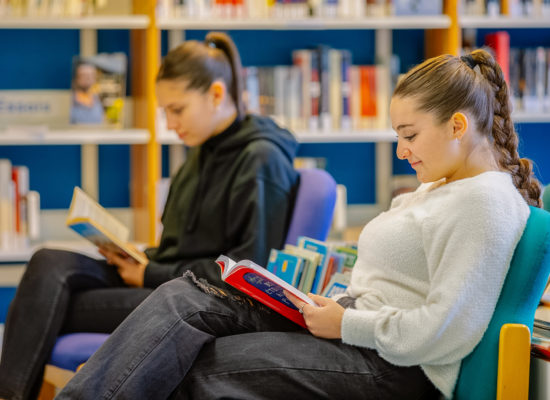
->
[215,255,317,328]
[66,187,147,265]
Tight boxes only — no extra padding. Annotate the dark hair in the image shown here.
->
[393,49,541,207]
[156,31,245,120]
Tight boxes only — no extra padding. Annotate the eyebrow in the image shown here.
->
[395,123,414,132]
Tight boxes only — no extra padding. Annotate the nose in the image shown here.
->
[165,113,178,131]
[396,141,411,160]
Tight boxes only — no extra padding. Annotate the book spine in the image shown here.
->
[485,31,510,84]
[0,159,13,250]
[27,190,41,241]
[292,49,312,130]
[329,48,342,130]
[310,50,321,131]
[341,49,352,132]
[317,45,332,132]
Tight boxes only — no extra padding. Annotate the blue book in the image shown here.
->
[267,249,304,287]
[298,236,330,294]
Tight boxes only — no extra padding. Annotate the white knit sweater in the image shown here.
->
[339,171,529,398]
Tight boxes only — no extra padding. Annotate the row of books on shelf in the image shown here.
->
[0,159,40,251]
[462,0,550,17]
[0,0,133,17]
[217,236,357,327]
[157,0,443,19]
[509,46,550,113]
[473,30,550,114]
[243,47,395,133]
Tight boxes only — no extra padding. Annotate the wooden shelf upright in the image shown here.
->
[131,0,160,245]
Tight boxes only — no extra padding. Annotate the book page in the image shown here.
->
[68,187,129,242]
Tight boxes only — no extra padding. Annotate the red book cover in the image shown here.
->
[485,31,510,84]
[11,168,20,233]
[360,65,377,118]
[216,255,317,328]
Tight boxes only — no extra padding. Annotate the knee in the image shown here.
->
[25,248,78,279]
[152,276,209,313]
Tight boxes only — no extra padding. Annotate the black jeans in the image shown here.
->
[57,272,440,400]
[0,248,152,400]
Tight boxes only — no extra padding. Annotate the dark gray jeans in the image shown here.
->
[57,272,440,400]
[0,248,152,400]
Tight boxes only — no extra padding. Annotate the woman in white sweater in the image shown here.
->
[57,48,542,400]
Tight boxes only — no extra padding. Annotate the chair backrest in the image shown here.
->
[285,168,337,246]
[454,206,550,399]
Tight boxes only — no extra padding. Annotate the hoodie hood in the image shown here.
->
[203,114,298,164]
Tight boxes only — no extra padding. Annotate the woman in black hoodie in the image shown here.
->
[0,32,299,400]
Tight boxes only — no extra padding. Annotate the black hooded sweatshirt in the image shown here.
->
[143,114,299,289]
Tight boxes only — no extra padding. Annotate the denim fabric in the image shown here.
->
[58,272,439,400]
[172,332,440,400]
[0,248,152,400]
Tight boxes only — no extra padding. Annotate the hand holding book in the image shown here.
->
[284,290,345,339]
[99,246,147,288]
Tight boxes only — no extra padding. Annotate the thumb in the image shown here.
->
[308,293,330,306]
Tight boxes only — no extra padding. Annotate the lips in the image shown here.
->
[410,161,421,168]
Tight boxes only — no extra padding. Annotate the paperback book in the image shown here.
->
[216,255,316,328]
[66,187,147,265]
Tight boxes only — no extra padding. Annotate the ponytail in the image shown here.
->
[157,31,246,120]
[204,32,246,120]
[470,49,542,207]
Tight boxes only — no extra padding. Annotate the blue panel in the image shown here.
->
[393,30,426,72]
[0,30,78,89]
[516,124,550,185]
[0,146,81,209]
[98,145,130,207]
[0,286,17,323]
[297,143,375,204]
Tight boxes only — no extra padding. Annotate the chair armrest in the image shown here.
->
[497,323,531,400]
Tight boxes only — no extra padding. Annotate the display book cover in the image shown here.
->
[216,255,317,328]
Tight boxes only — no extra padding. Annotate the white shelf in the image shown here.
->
[0,240,102,263]
[157,129,396,144]
[460,16,550,29]
[513,112,550,123]
[0,15,150,29]
[158,15,450,30]
[0,248,34,263]
[295,130,397,143]
[0,128,150,145]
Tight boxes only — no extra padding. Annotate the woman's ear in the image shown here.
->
[451,112,468,141]
[209,80,226,108]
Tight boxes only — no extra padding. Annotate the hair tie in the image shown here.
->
[206,41,216,49]
[460,55,477,70]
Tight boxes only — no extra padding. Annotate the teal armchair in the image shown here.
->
[454,206,550,399]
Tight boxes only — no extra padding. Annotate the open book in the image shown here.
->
[216,255,316,328]
[66,187,147,265]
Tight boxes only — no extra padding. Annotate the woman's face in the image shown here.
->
[156,79,218,147]
[390,96,463,184]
